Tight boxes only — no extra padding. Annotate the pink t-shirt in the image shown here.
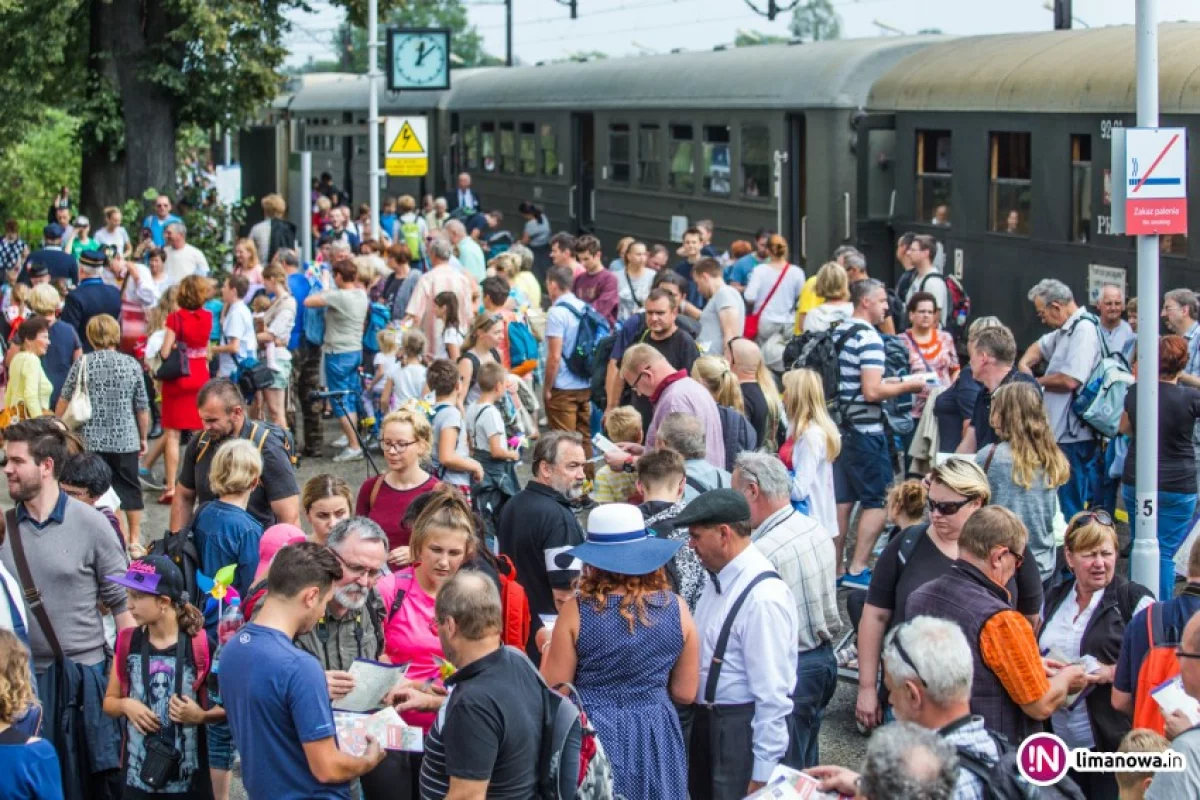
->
[376,569,443,731]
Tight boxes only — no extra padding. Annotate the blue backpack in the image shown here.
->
[362,300,392,350]
[508,318,539,367]
[554,301,611,380]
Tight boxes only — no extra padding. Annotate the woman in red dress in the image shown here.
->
[157,274,212,504]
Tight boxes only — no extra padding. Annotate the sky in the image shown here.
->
[283,0,1200,68]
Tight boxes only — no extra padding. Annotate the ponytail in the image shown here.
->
[691,355,744,414]
[177,600,206,638]
[755,360,783,452]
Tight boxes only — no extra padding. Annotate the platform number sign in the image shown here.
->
[387,29,451,91]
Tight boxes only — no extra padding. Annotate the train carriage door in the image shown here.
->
[787,115,807,265]
[571,113,595,233]
[855,114,897,280]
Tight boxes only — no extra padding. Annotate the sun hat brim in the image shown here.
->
[567,536,683,576]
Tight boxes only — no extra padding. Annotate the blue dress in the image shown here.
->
[574,590,687,800]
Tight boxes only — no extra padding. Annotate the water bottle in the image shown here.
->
[217,597,243,646]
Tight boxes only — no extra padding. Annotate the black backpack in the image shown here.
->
[784,321,868,426]
[956,730,1086,800]
[266,218,297,263]
[590,333,617,411]
[148,502,209,605]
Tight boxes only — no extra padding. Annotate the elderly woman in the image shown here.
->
[856,458,1044,731]
[4,283,82,407]
[1040,512,1153,799]
[56,314,150,545]
[4,316,55,420]
[255,262,296,429]
[1121,334,1200,599]
[542,503,698,800]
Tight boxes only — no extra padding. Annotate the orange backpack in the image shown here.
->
[495,554,531,650]
[1133,603,1182,735]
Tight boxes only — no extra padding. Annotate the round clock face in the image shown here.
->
[395,34,447,87]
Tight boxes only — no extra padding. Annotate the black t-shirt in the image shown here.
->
[741,381,769,447]
[1123,381,1200,493]
[867,523,1043,626]
[970,369,1040,450]
[934,366,982,453]
[178,421,300,529]
[419,647,543,799]
[630,327,700,428]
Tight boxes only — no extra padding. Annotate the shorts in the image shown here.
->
[269,353,292,391]
[323,351,362,417]
[206,688,236,770]
[97,451,143,511]
[832,427,890,509]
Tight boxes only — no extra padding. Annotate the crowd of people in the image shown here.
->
[1,173,1200,800]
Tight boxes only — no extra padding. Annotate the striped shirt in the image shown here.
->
[836,321,886,434]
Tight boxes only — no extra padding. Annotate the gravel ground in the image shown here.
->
[20,419,870,797]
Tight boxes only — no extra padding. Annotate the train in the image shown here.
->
[245,23,1200,336]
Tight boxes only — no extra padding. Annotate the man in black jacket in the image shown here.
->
[496,431,586,662]
[60,249,120,352]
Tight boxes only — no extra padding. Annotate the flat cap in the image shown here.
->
[670,488,750,529]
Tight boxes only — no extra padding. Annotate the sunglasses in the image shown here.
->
[926,496,974,516]
[1068,509,1114,531]
[886,624,925,685]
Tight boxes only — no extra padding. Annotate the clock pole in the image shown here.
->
[367,0,381,242]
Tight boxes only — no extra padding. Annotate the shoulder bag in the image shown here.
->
[5,509,64,661]
[743,265,790,341]
[62,355,92,429]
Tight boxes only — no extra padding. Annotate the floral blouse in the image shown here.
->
[901,328,959,419]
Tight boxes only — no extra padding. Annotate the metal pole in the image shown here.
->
[506,0,514,66]
[367,0,381,243]
[300,152,313,263]
[1131,0,1161,598]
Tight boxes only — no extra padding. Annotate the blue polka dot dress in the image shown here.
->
[574,590,687,800]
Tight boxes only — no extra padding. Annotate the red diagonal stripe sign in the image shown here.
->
[1132,133,1180,193]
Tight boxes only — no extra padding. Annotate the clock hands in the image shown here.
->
[416,41,429,66]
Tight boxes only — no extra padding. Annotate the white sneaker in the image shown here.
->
[332,447,364,463]
[331,435,350,449]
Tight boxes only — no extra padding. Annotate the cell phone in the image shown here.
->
[140,229,151,240]
[591,434,620,455]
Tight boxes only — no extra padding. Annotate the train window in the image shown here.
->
[989,132,1031,235]
[703,125,731,196]
[638,125,661,187]
[609,123,631,184]
[464,125,479,170]
[916,130,952,226]
[1070,135,1092,243]
[519,123,537,176]
[481,122,496,172]
[741,125,770,200]
[541,123,558,177]
[668,124,695,193]
[499,123,516,174]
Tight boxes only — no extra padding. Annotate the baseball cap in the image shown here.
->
[43,223,64,240]
[73,215,90,228]
[28,263,48,280]
[107,555,188,603]
[669,489,751,530]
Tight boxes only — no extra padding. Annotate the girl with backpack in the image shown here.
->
[431,291,464,361]
[781,367,841,537]
[103,556,218,800]
[456,314,504,406]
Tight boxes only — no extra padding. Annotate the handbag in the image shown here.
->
[155,315,191,381]
[0,401,28,429]
[235,355,275,398]
[61,355,92,429]
[744,264,790,341]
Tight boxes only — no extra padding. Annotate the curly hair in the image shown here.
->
[0,628,34,724]
[577,566,672,634]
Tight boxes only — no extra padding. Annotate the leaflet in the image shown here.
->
[332,658,409,713]
[335,707,424,754]
[1151,675,1200,726]
[744,765,840,799]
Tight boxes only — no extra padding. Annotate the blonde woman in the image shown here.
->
[256,262,296,429]
[802,262,853,334]
[0,627,62,797]
[978,382,1070,584]
[690,355,756,471]
[781,368,841,536]
[232,237,263,286]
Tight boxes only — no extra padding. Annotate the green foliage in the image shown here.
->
[790,0,842,42]
[335,0,499,73]
[734,29,791,48]
[0,110,81,223]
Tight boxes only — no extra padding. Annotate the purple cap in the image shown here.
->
[107,555,187,603]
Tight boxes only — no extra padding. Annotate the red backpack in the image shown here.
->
[495,554,531,650]
[115,626,211,700]
[1133,603,1183,736]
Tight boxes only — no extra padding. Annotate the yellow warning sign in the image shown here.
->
[387,158,428,177]
[388,121,425,155]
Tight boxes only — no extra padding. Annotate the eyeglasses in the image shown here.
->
[331,548,384,581]
[926,496,974,516]
[886,624,925,685]
[381,439,417,453]
[999,547,1025,569]
[1177,648,1200,660]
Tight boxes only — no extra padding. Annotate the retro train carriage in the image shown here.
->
[443,36,937,265]
[864,23,1200,336]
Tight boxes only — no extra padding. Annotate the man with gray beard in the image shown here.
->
[497,431,587,663]
[295,517,389,700]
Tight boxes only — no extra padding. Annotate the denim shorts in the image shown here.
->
[832,427,890,508]
[207,688,236,770]
[323,351,362,417]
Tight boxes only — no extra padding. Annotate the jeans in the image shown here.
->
[1098,440,1121,513]
[790,644,838,769]
[1058,440,1101,522]
[1122,484,1197,598]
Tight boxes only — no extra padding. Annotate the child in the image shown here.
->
[362,326,400,426]
[592,406,643,503]
[465,362,520,476]
[381,329,428,413]
[4,282,29,342]
[1116,729,1171,800]
[103,555,220,800]
[427,359,482,492]
[432,290,464,361]
[190,439,264,631]
[61,453,127,550]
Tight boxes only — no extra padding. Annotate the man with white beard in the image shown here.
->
[294,517,390,699]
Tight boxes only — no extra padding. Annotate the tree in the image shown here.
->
[734,29,790,48]
[0,110,81,224]
[790,0,842,42]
